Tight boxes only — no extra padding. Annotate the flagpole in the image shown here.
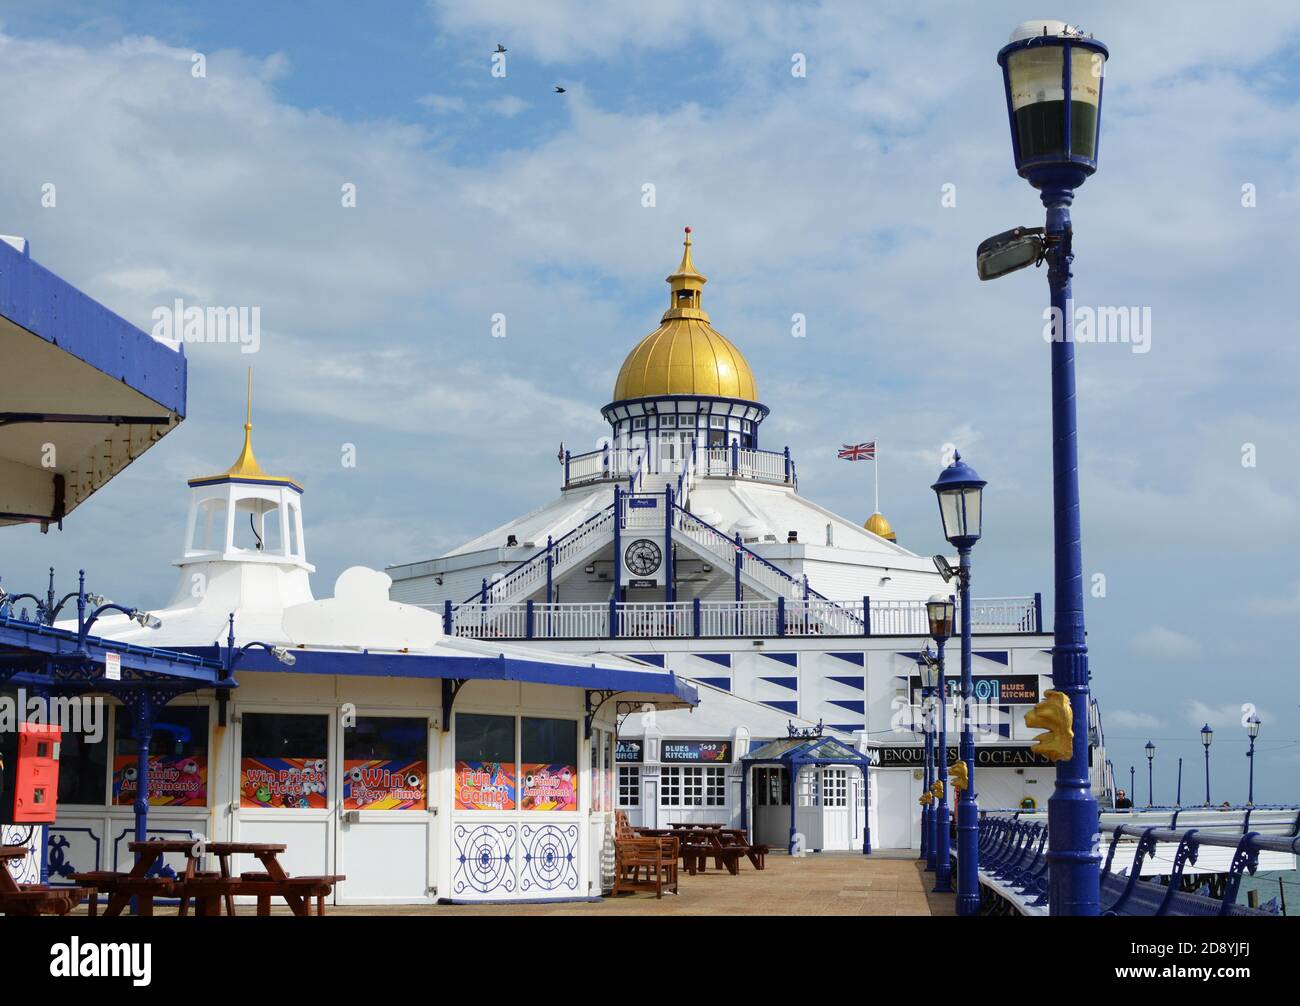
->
[874,443,880,514]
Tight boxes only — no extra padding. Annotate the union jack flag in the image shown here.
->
[837,441,875,461]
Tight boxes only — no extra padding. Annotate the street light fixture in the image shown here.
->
[917,651,940,870]
[986,18,1109,916]
[1144,740,1155,808]
[922,599,953,894]
[1201,723,1214,806]
[1246,715,1261,807]
[931,452,986,916]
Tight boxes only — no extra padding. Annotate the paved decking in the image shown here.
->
[340,852,955,916]
[67,851,956,916]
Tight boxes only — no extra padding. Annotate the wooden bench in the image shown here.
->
[70,871,175,917]
[613,836,679,898]
[0,846,92,917]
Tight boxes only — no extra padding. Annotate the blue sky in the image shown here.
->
[1,0,1298,802]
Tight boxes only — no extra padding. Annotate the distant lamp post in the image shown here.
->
[1128,766,1135,810]
[984,19,1109,916]
[1246,715,1261,807]
[1144,741,1155,808]
[1201,724,1214,806]
[923,596,955,894]
[917,655,940,870]
[931,452,986,917]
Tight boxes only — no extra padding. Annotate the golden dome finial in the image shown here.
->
[864,511,897,542]
[609,229,758,404]
[187,367,303,491]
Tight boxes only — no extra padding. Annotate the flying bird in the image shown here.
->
[554,85,566,93]
[495,43,507,53]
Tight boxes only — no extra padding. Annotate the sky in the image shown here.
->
[0,0,1297,803]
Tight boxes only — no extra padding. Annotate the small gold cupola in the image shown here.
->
[664,226,708,320]
[188,370,302,492]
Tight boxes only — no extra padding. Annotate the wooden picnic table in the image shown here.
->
[73,839,342,917]
[1,845,90,916]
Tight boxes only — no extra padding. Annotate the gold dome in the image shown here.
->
[611,229,758,403]
[864,511,897,542]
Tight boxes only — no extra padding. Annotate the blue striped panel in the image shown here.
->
[760,676,799,692]
[758,651,798,667]
[827,676,865,691]
[828,651,865,665]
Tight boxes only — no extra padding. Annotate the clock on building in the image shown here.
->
[624,539,662,577]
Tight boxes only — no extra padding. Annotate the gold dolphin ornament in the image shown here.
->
[1026,689,1074,762]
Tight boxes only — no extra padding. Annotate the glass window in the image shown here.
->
[521,717,577,811]
[455,713,516,810]
[710,416,726,429]
[115,704,209,807]
[344,716,427,810]
[58,716,109,807]
[660,415,676,428]
[632,417,647,430]
[239,712,328,809]
[659,766,726,807]
[617,766,640,807]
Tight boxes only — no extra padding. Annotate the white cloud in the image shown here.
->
[417,93,466,113]
[1107,710,1162,731]
[1131,626,1200,661]
[486,95,528,118]
[1184,701,1259,732]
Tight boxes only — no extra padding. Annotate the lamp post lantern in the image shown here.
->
[986,19,1108,916]
[931,452,986,916]
[1246,715,1261,807]
[924,596,955,893]
[1201,723,1214,806]
[1144,741,1155,808]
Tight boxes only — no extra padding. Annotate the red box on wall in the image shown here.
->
[13,722,61,823]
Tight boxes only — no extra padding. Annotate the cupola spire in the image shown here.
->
[665,226,708,319]
[187,368,303,491]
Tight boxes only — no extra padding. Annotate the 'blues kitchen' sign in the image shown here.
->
[908,674,1040,705]
[661,740,731,763]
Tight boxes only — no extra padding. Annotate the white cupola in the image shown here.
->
[178,371,312,574]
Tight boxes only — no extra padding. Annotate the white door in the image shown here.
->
[336,714,437,905]
[230,708,335,891]
[820,768,851,850]
[872,770,916,850]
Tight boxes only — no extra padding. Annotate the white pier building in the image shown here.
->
[388,231,1112,852]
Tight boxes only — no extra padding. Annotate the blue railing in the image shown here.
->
[975,813,1294,916]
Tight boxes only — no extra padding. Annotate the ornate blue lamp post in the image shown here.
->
[923,596,955,893]
[1144,741,1155,808]
[1246,715,1260,807]
[1201,724,1214,806]
[930,452,986,915]
[982,19,1108,915]
[918,661,938,869]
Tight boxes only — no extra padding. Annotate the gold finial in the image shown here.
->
[187,367,303,491]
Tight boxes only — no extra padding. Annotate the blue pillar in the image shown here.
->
[1042,187,1100,915]
[783,446,791,483]
[956,555,980,915]
[525,599,534,639]
[923,684,934,869]
[731,439,739,475]
[777,596,785,637]
[664,486,674,603]
[442,599,452,635]
[861,765,872,855]
[692,597,701,638]
[933,638,952,893]
[1247,739,1256,807]
[788,766,799,855]
[545,534,554,604]
[563,449,571,486]
[863,595,871,637]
